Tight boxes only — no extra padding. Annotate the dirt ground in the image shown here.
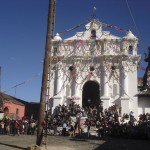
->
[0,135,149,150]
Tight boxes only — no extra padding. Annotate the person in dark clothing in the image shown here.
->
[87,124,90,137]
[69,124,74,137]
[13,121,18,136]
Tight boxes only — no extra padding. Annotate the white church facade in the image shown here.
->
[49,19,142,119]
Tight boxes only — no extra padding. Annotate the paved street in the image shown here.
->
[0,135,149,150]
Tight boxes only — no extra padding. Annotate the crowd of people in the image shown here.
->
[46,102,150,139]
[0,118,37,136]
[0,102,150,140]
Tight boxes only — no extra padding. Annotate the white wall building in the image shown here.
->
[49,19,142,119]
[138,78,150,115]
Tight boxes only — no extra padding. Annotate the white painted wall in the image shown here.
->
[48,20,143,119]
[138,97,150,114]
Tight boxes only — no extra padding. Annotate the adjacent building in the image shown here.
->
[0,92,40,120]
[0,92,25,119]
[138,78,150,114]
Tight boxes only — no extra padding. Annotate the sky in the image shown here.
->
[0,0,150,102]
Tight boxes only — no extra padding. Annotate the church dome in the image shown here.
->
[123,30,136,39]
[53,33,62,41]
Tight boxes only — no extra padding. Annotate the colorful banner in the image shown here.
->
[59,19,91,35]
[95,19,128,33]
[3,72,42,93]
[51,54,141,60]
[56,38,138,44]
[58,18,130,36]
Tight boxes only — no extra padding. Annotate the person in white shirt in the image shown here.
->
[62,122,67,136]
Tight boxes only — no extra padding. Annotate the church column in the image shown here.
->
[120,62,130,116]
[120,63,128,97]
[71,73,78,97]
[74,78,79,96]
[54,68,58,96]
[71,79,75,96]
[75,76,82,95]
[101,63,110,110]
[101,65,109,97]
[53,65,62,111]
[54,66,62,99]
[70,68,81,105]
[54,67,62,96]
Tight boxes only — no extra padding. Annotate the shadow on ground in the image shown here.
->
[94,138,150,150]
[70,136,150,150]
[0,142,26,150]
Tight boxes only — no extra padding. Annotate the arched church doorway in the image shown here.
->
[82,81,100,108]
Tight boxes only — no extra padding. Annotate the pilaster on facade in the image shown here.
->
[120,97,130,116]
[101,64,109,97]
[120,65,128,98]
[101,97,110,110]
[54,66,62,97]
[51,96,63,114]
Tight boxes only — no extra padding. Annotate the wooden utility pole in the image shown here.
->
[52,0,56,38]
[36,0,54,146]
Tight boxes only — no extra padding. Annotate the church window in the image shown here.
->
[90,66,95,71]
[111,66,116,71]
[129,45,133,55]
[69,66,74,71]
[91,30,96,38]
[129,45,133,51]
